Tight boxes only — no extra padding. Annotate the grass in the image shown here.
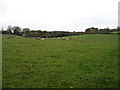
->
[109,31,120,34]
[2,34,118,88]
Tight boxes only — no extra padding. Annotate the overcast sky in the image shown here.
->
[0,0,119,31]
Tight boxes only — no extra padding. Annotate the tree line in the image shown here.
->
[1,26,120,38]
[1,26,83,38]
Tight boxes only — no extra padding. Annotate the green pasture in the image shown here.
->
[109,31,120,34]
[2,34,118,88]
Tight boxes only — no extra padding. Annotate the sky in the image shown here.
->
[0,0,119,32]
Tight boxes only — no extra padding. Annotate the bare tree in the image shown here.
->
[7,26,12,34]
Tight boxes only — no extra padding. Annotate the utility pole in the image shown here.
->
[1,27,3,31]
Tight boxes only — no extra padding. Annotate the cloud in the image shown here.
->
[0,0,7,16]
[0,0,119,31]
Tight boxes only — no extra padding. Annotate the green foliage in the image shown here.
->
[85,27,111,34]
[13,26,21,35]
[2,34,118,88]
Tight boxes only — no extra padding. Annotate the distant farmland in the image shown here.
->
[2,34,118,88]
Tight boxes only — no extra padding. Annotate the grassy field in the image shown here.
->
[109,31,120,34]
[2,34,118,88]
